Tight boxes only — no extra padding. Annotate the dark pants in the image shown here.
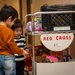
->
[16,60,25,75]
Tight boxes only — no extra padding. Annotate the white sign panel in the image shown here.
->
[40,33,74,51]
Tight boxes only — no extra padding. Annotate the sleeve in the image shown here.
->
[5,30,23,55]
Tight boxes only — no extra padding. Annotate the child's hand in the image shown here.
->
[25,49,29,52]
[25,49,32,56]
[23,50,29,58]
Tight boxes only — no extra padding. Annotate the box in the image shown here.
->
[41,4,75,31]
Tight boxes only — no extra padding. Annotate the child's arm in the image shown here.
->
[6,30,28,56]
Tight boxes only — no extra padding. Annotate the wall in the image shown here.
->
[21,0,27,35]
[22,0,27,21]
[0,0,20,19]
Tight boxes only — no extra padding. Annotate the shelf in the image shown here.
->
[26,30,75,35]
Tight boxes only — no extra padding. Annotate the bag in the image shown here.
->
[26,21,42,31]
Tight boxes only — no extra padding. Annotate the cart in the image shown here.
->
[25,10,75,75]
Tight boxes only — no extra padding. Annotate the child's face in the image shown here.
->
[14,27,22,38]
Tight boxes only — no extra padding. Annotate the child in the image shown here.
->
[0,5,28,75]
[11,19,29,75]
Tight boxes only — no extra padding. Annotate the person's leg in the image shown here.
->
[3,55,16,75]
[16,60,24,75]
[16,62,19,75]
[0,55,5,75]
[0,67,5,75]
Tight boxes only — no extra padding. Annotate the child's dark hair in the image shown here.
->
[11,19,23,30]
[0,5,18,21]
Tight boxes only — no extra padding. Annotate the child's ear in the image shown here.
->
[7,16,12,21]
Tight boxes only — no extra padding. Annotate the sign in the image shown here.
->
[40,33,74,51]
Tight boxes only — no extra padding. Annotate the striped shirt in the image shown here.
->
[14,35,27,61]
